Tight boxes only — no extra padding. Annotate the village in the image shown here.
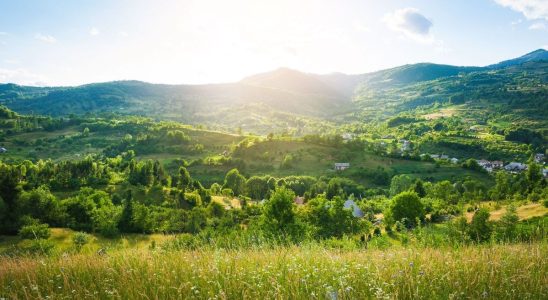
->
[337,134,548,178]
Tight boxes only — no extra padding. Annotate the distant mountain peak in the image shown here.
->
[241,67,345,98]
[489,48,548,68]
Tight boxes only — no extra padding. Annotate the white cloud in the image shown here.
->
[89,27,100,36]
[118,31,129,37]
[0,68,48,86]
[34,33,57,43]
[494,0,548,20]
[528,22,546,30]
[383,8,434,43]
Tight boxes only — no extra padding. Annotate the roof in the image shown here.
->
[343,200,364,218]
[334,163,350,166]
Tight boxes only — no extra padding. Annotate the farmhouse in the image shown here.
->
[0,147,6,153]
[504,162,527,172]
[535,153,545,164]
[343,199,364,218]
[341,133,355,141]
[477,159,504,172]
[294,196,305,205]
[400,140,411,151]
[334,163,350,171]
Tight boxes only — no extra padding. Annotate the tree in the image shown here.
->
[388,191,424,228]
[389,175,414,197]
[92,205,121,237]
[495,205,519,242]
[412,179,427,198]
[262,186,297,235]
[246,176,270,200]
[468,208,492,243]
[82,127,90,137]
[223,169,246,196]
[118,190,136,233]
[178,167,191,191]
[526,161,542,192]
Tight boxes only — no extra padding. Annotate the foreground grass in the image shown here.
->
[1,243,546,299]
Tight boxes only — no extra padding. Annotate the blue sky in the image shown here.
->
[0,0,546,86]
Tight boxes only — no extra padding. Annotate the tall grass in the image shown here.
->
[1,243,546,299]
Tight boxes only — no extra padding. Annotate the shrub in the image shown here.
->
[18,224,51,240]
[468,208,492,243]
[389,192,425,228]
[73,232,91,252]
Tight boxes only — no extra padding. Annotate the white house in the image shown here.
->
[543,168,548,178]
[477,159,504,172]
[334,163,350,171]
[400,140,411,152]
[504,162,527,172]
[344,199,364,218]
[341,133,355,141]
[535,153,545,164]
[0,147,6,153]
[450,158,459,164]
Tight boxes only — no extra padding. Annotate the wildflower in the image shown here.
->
[409,262,414,268]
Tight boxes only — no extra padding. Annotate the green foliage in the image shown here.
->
[223,169,246,196]
[388,191,424,228]
[261,186,298,237]
[468,208,492,243]
[18,223,51,240]
[72,232,90,252]
[389,175,414,197]
[494,205,519,242]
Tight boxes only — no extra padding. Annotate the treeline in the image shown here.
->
[1,154,546,245]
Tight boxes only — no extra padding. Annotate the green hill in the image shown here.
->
[0,50,546,137]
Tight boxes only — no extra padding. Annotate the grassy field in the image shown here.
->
[0,243,546,299]
[465,203,548,222]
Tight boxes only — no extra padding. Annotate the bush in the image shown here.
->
[73,232,91,252]
[18,224,51,240]
[468,208,492,243]
[389,192,425,228]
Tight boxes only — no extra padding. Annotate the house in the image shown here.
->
[543,168,548,178]
[450,158,459,164]
[491,161,504,169]
[0,147,6,153]
[535,153,545,164]
[343,199,364,218]
[400,140,411,152]
[430,154,440,159]
[294,196,305,205]
[334,163,350,171]
[504,162,527,172]
[341,133,355,141]
[477,159,504,172]
[440,154,449,160]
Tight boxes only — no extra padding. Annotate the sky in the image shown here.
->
[0,0,547,86]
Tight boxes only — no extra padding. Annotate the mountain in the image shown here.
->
[0,50,546,134]
[488,49,548,69]
[241,68,346,98]
[359,63,482,88]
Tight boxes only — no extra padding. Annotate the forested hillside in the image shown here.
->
[1,50,546,136]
